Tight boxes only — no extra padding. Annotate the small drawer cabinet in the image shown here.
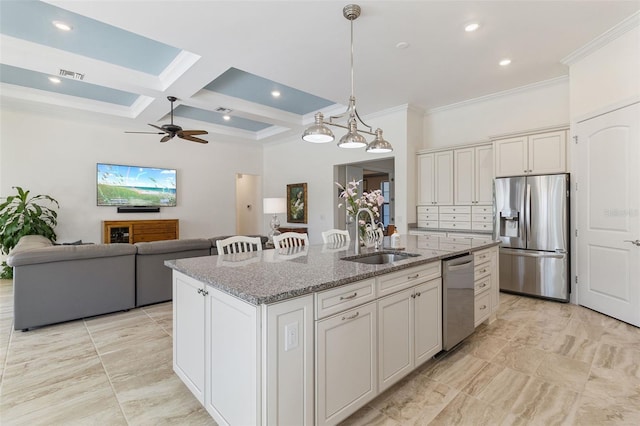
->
[473,246,499,326]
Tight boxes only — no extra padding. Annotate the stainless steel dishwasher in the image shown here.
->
[442,253,475,351]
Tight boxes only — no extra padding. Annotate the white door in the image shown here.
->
[576,102,640,327]
[235,173,262,235]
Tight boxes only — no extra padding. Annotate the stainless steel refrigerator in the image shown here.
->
[495,173,570,301]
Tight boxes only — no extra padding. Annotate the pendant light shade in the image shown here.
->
[301,4,393,154]
[366,128,393,153]
[337,118,367,148]
[302,112,334,143]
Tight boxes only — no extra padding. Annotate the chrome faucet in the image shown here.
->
[354,208,377,255]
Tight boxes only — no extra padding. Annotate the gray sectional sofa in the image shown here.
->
[6,234,267,331]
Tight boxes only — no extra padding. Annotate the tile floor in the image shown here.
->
[0,278,638,425]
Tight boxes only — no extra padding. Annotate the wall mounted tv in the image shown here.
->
[97,163,177,207]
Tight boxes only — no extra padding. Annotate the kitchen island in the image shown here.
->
[165,235,499,426]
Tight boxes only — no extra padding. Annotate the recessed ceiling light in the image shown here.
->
[499,58,512,66]
[52,21,72,31]
[48,76,61,84]
[465,23,479,32]
[223,115,231,121]
[271,90,281,98]
[395,41,410,49]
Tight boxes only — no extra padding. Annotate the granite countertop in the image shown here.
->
[165,234,499,306]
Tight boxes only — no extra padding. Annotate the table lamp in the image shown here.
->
[263,197,286,247]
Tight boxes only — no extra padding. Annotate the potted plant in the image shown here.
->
[0,186,59,279]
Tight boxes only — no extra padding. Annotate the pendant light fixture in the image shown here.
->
[302,4,393,154]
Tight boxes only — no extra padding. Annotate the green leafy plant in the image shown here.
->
[0,186,59,279]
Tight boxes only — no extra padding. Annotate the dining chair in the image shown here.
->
[216,236,263,254]
[272,232,309,249]
[363,224,385,248]
[321,229,351,244]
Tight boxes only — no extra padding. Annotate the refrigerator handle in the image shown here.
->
[525,183,531,246]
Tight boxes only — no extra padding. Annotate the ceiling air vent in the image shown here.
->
[215,107,232,114]
[59,69,85,80]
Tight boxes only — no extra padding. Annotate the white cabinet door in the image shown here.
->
[417,153,435,205]
[475,144,494,205]
[435,151,454,205]
[494,136,528,177]
[414,278,442,366]
[316,302,377,426]
[378,288,413,393]
[528,131,566,175]
[454,148,474,205]
[495,131,566,177]
[173,273,205,403]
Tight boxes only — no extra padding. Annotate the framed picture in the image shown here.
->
[287,182,307,223]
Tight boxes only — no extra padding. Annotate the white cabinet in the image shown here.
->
[473,246,499,326]
[316,302,377,426]
[454,144,493,206]
[417,151,453,205]
[173,273,206,403]
[494,130,566,177]
[377,272,441,393]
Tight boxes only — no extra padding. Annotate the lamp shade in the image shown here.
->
[302,112,334,143]
[366,128,393,153]
[263,197,286,214]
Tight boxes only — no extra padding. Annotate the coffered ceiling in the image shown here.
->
[1,1,638,145]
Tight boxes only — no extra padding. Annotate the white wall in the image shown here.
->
[263,107,409,244]
[0,108,263,243]
[423,78,570,150]
[568,24,640,119]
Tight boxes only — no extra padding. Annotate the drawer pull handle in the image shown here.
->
[480,305,487,310]
[342,312,360,321]
[407,274,419,280]
[340,292,358,300]
[415,291,421,297]
[479,283,487,288]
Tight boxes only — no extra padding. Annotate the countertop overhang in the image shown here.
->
[165,235,499,305]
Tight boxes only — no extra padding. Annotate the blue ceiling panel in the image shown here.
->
[0,63,139,106]
[205,67,334,115]
[174,105,272,132]
[0,1,180,75]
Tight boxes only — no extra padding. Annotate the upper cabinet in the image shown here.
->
[494,130,566,177]
[417,151,453,205]
[453,144,493,206]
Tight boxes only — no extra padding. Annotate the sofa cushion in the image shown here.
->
[135,238,212,255]
[7,243,136,267]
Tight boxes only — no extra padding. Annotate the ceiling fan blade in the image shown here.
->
[160,134,174,143]
[179,134,208,144]
[148,123,169,133]
[125,131,165,134]
[180,130,208,136]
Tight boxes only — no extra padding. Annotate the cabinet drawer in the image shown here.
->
[315,279,376,320]
[472,222,493,232]
[439,213,471,222]
[439,221,471,230]
[439,206,471,214]
[417,220,439,229]
[377,262,441,297]
[472,214,493,223]
[438,242,472,251]
[474,262,492,281]
[418,213,438,221]
[471,205,492,215]
[475,291,491,326]
[471,237,494,247]
[474,276,491,295]
[417,206,438,214]
[474,247,493,265]
[416,238,440,249]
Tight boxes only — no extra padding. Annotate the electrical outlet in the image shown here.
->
[284,322,299,351]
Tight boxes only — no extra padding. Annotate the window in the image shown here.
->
[381,181,390,226]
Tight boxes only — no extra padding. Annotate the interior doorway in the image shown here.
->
[334,159,394,237]
[235,173,262,235]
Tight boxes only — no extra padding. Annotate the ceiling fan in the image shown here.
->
[126,96,208,144]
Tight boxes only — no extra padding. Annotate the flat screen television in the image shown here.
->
[97,163,177,207]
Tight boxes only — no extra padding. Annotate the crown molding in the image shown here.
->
[426,76,569,114]
[562,11,640,65]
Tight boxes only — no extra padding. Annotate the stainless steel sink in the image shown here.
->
[342,251,421,265]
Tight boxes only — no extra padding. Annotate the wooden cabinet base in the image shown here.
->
[103,219,179,243]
